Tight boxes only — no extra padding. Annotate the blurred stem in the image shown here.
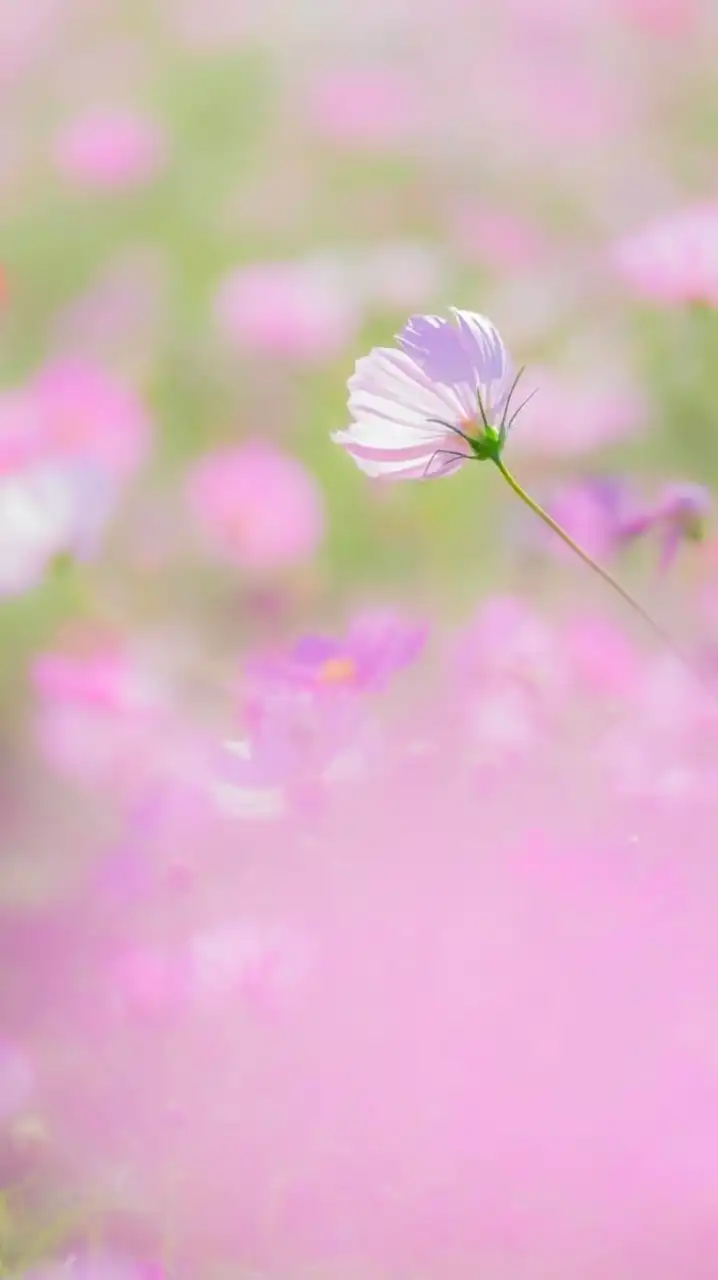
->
[494,458,685,658]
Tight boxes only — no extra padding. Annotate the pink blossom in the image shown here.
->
[187,442,325,573]
[32,358,151,478]
[305,67,419,150]
[54,109,166,192]
[214,260,360,363]
[31,637,167,784]
[511,368,645,456]
[450,204,548,272]
[612,202,718,306]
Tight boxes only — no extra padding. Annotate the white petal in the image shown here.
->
[349,347,476,428]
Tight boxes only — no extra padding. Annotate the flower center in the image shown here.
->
[318,656,356,685]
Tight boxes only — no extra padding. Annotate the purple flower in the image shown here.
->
[619,481,710,572]
[250,611,427,694]
[333,309,519,479]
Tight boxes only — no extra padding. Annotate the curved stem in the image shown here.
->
[494,457,684,658]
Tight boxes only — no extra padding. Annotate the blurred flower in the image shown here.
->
[454,594,562,699]
[535,476,632,565]
[32,358,151,477]
[0,1040,35,1124]
[51,249,169,377]
[187,442,325,573]
[509,368,644,457]
[306,66,419,150]
[620,481,710,571]
[248,608,427,695]
[612,202,718,306]
[0,460,115,596]
[333,309,516,479]
[214,259,360,362]
[561,613,639,698]
[54,109,166,192]
[31,635,169,784]
[450,205,547,273]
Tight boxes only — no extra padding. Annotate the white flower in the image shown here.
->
[333,308,517,480]
[0,461,114,596]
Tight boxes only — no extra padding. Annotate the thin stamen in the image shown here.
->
[500,366,526,432]
[423,448,478,478]
[507,387,539,433]
[476,387,490,433]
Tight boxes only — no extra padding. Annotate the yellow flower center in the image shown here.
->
[318,656,356,685]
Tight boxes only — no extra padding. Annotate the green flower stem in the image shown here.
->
[494,457,684,658]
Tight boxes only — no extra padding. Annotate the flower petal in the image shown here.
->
[349,346,475,431]
[450,309,514,418]
[397,310,513,420]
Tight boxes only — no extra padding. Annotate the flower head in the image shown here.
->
[333,309,521,480]
[187,442,325,573]
[617,481,710,571]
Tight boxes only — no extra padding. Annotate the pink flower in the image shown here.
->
[510,368,644,456]
[450,204,547,272]
[214,260,360,363]
[561,613,639,698]
[54,109,166,192]
[187,442,325,573]
[32,358,151,477]
[306,67,419,150]
[538,477,629,566]
[247,609,427,696]
[31,635,167,784]
[612,202,718,306]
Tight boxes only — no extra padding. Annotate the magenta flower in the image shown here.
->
[333,309,519,479]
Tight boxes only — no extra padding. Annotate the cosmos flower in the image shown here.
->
[333,309,522,480]
[611,202,718,307]
[619,481,710,571]
[334,310,692,663]
[247,610,427,695]
[187,442,325,573]
[214,260,360,363]
[54,109,166,192]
